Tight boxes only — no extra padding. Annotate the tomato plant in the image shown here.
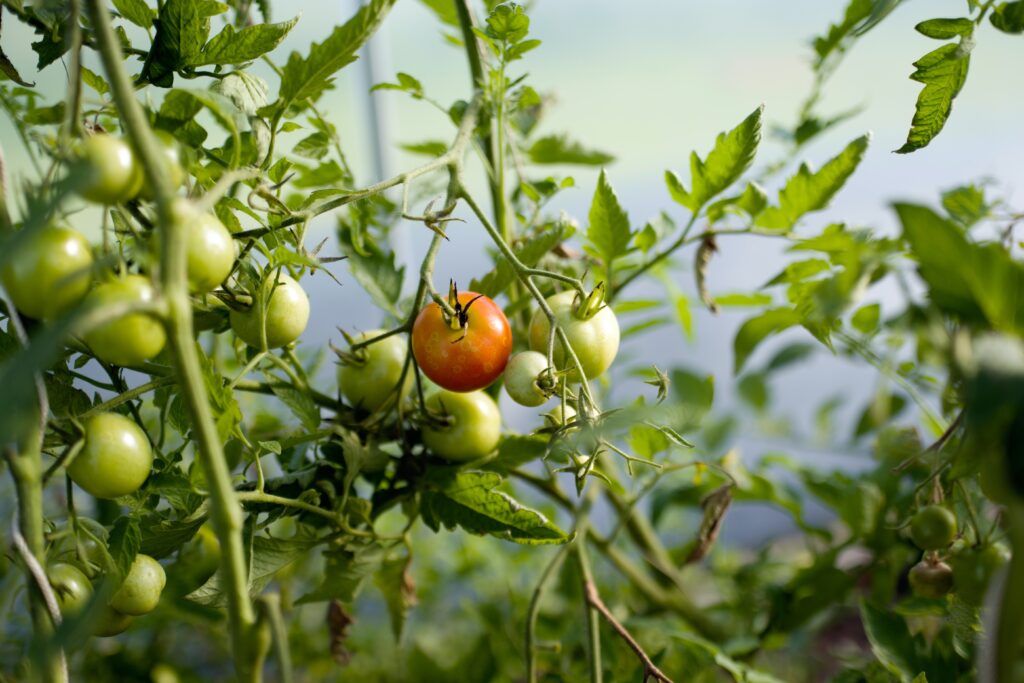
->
[412,287,512,392]
[0,1,1021,682]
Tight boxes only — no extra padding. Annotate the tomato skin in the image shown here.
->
[230,271,310,349]
[412,291,512,392]
[49,562,93,617]
[1,225,93,320]
[172,200,235,293]
[503,351,551,407]
[75,135,143,205]
[137,131,186,200]
[909,505,957,550]
[543,403,577,428]
[94,606,133,637]
[110,553,165,616]
[422,389,501,462]
[952,543,1010,605]
[82,275,167,367]
[909,559,953,599]
[70,413,153,499]
[528,290,620,381]
[338,330,412,412]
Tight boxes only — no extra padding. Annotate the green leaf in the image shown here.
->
[915,17,973,39]
[297,544,383,605]
[527,135,614,166]
[107,516,141,582]
[585,170,632,266]
[337,220,404,317]
[140,0,228,87]
[374,555,415,642]
[421,470,570,545]
[485,3,529,42]
[812,0,874,67]
[851,303,881,334]
[733,308,801,373]
[470,222,569,297]
[79,66,109,95]
[0,41,33,87]
[941,184,989,227]
[860,600,922,680]
[112,0,156,28]
[158,88,242,166]
[756,135,870,231]
[211,71,270,116]
[895,38,972,154]
[484,436,549,473]
[196,16,298,66]
[666,105,762,214]
[189,535,317,607]
[138,516,204,559]
[273,0,397,114]
[991,1,1024,33]
[269,384,321,432]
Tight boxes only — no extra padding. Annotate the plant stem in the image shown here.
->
[83,2,259,680]
[525,544,570,683]
[574,525,603,683]
[993,501,1024,682]
[613,213,698,298]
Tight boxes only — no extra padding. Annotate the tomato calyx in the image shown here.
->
[332,329,372,367]
[443,280,485,341]
[571,282,609,321]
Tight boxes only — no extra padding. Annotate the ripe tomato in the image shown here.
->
[1,225,93,320]
[110,553,165,616]
[170,200,235,293]
[137,130,186,200]
[951,543,1010,605]
[909,559,953,599]
[230,270,310,349]
[94,606,133,637]
[422,389,501,462]
[82,274,167,367]
[412,289,512,392]
[909,505,957,550]
[528,288,620,381]
[69,413,153,499]
[503,351,551,407]
[338,330,412,412]
[49,562,93,616]
[75,135,142,205]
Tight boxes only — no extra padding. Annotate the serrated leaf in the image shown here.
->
[196,15,297,66]
[374,555,416,642]
[941,184,989,227]
[860,600,922,680]
[337,220,404,316]
[107,516,141,582]
[79,66,109,95]
[527,135,614,166]
[189,535,317,607]
[585,170,632,266]
[140,0,228,87]
[733,308,801,373]
[667,106,762,214]
[113,0,156,28]
[297,545,383,605]
[421,470,569,545]
[756,135,870,231]
[273,0,396,114]
[138,515,204,559]
[895,38,972,154]
[158,88,242,166]
[269,384,321,432]
[212,71,269,116]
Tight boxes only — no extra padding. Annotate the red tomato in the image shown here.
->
[412,289,512,392]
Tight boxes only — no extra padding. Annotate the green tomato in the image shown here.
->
[166,200,235,293]
[543,403,577,428]
[69,413,153,499]
[503,351,551,407]
[229,271,310,349]
[82,275,167,366]
[110,554,165,616]
[75,135,142,205]
[909,505,957,551]
[528,290,620,381]
[337,330,412,412]
[49,562,93,617]
[137,131,186,200]
[93,606,133,637]
[423,389,501,462]
[1,225,93,320]
[909,559,954,599]
[952,543,1010,605]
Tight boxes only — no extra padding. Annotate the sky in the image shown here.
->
[0,0,1021,460]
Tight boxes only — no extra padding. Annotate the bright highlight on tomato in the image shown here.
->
[1,225,93,320]
[422,389,501,462]
[75,135,143,205]
[528,288,620,381]
[337,330,413,412]
[412,287,512,393]
[69,412,154,499]
[230,270,310,349]
[82,275,167,367]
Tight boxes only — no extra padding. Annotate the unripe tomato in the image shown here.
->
[412,290,512,392]
[503,351,551,407]
[909,505,957,550]
[110,554,165,616]
[137,131,186,200]
[169,200,235,293]
[422,389,501,462]
[82,275,166,366]
[69,413,153,499]
[909,559,953,599]
[75,135,142,205]
[543,403,577,428]
[952,543,1010,605]
[230,271,310,349]
[337,330,412,412]
[1,225,93,320]
[49,562,93,617]
[528,289,620,381]
[94,606,133,637]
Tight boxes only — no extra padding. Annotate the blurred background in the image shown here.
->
[0,1,1021,679]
